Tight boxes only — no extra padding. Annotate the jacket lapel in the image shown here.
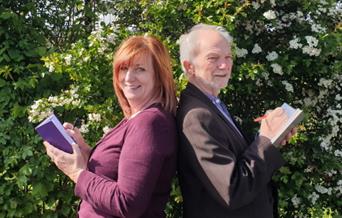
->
[184,83,247,142]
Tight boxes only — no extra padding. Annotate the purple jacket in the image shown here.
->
[75,105,177,218]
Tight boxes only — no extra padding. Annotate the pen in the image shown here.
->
[73,117,81,129]
[254,114,267,122]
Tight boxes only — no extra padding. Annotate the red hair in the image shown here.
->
[113,35,177,118]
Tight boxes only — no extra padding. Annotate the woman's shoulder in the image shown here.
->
[132,104,175,126]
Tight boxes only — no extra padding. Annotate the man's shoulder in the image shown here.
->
[177,91,210,115]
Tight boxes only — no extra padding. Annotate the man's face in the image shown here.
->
[188,30,233,96]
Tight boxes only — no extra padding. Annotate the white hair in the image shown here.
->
[179,23,233,73]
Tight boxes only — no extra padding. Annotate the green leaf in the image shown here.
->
[7,49,24,62]
[32,183,48,198]
[11,103,27,118]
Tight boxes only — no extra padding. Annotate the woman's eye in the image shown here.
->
[135,67,145,72]
[120,66,128,71]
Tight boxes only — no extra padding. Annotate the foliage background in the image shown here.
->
[0,0,341,217]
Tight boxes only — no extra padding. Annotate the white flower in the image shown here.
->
[79,124,89,133]
[326,170,337,177]
[318,78,333,88]
[304,165,314,173]
[72,99,81,106]
[103,126,111,134]
[263,10,277,20]
[252,43,262,54]
[266,51,278,61]
[271,63,283,75]
[291,194,301,208]
[256,79,262,86]
[48,64,55,72]
[297,11,304,18]
[282,81,294,92]
[302,46,321,56]
[245,21,254,33]
[303,97,318,107]
[335,94,342,101]
[252,2,260,9]
[334,149,342,157]
[305,36,319,47]
[106,33,117,44]
[320,138,332,151]
[64,54,72,65]
[336,180,342,195]
[311,23,326,33]
[270,0,276,6]
[320,0,328,5]
[88,113,101,122]
[261,71,269,80]
[289,37,303,49]
[235,47,248,58]
[83,56,90,62]
[308,192,319,205]
[315,184,329,194]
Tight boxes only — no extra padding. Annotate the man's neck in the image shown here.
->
[189,79,220,97]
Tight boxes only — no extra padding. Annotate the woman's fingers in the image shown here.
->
[63,122,74,129]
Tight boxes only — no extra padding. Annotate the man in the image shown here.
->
[176,23,296,218]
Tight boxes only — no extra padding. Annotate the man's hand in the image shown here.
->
[259,107,297,147]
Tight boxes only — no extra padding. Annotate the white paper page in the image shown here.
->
[281,103,296,117]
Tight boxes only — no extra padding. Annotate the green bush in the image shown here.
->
[1,0,341,217]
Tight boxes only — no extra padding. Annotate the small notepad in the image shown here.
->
[35,114,74,153]
[271,103,304,146]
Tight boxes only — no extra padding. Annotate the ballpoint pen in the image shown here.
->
[254,114,268,122]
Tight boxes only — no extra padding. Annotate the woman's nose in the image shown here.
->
[124,69,135,81]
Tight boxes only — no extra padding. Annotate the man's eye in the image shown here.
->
[208,56,218,61]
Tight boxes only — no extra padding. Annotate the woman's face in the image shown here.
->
[118,53,156,112]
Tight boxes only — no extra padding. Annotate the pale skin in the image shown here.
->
[183,29,296,146]
[44,53,159,183]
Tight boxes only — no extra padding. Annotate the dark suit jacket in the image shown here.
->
[176,83,285,218]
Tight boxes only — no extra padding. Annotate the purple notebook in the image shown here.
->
[35,114,74,154]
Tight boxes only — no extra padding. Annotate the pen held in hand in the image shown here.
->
[254,114,268,122]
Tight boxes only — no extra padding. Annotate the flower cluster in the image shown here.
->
[289,36,321,56]
[235,47,248,58]
[28,85,81,123]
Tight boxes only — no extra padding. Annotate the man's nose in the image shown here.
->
[218,60,229,69]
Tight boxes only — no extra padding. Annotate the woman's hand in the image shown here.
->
[63,122,92,161]
[44,141,87,183]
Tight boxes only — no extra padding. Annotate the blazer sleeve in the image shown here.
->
[181,107,285,210]
[75,111,175,217]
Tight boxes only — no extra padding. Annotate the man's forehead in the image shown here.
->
[196,31,230,50]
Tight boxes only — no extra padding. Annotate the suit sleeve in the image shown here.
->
[181,107,285,210]
[75,112,174,217]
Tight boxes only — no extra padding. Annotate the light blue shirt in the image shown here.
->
[206,94,243,137]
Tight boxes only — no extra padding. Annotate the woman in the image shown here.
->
[44,35,178,217]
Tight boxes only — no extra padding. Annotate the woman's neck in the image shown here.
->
[129,98,159,118]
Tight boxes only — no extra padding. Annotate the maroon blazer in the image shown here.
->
[176,83,285,218]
